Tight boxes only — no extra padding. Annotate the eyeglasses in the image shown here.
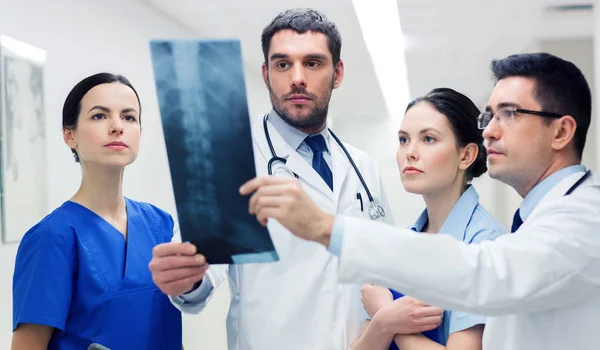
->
[477,107,564,130]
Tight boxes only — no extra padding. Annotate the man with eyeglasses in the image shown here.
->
[240,52,600,349]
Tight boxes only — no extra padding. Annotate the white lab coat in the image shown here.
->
[171,116,393,350]
[336,170,600,350]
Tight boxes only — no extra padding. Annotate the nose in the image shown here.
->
[109,116,124,136]
[290,64,307,89]
[405,142,419,161]
[482,118,501,143]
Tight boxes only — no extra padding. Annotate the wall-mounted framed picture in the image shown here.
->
[0,35,47,244]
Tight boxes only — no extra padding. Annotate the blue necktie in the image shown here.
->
[511,209,523,233]
[304,135,333,190]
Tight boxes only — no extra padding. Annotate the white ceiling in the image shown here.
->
[140,0,593,120]
[397,0,593,106]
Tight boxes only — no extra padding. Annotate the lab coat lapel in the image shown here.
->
[253,116,334,199]
[329,134,351,208]
[285,152,334,199]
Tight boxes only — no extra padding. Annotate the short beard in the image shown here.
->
[268,78,334,132]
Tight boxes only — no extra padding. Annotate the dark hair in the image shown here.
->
[261,8,342,66]
[62,73,141,162]
[406,88,487,182]
[491,52,591,159]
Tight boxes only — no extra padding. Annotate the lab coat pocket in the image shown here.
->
[339,193,368,219]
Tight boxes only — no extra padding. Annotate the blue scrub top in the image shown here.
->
[12,198,182,350]
[388,186,505,349]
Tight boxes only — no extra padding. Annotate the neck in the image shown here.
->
[71,163,126,219]
[422,182,465,233]
[515,156,580,198]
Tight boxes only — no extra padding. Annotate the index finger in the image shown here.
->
[239,176,292,195]
[153,242,198,257]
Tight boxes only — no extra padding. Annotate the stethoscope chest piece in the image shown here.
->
[368,199,385,221]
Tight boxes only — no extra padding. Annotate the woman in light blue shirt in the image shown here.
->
[353,88,506,350]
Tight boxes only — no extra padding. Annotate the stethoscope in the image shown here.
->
[564,170,592,196]
[263,113,385,221]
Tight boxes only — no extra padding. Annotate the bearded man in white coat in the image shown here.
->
[149,8,405,350]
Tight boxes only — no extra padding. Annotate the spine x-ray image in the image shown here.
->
[150,39,278,264]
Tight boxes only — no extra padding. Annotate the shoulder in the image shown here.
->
[17,202,80,260]
[126,198,173,224]
[533,177,600,220]
[22,202,79,242]
[340,141,375,162]
[338,141,380,174]
[566,171,600,200]
[125,199,176,243]
[465,203,507,243]
[126,198,175,242]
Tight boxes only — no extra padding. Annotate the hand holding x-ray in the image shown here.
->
[239,176,335,246]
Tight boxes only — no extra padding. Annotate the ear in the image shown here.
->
[550,115,577,153]
[332,60,344,89]
[261,63,269,89]
[63,127,77,149]
[458,143,479,172]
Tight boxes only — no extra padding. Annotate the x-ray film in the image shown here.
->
[150,39,278,264]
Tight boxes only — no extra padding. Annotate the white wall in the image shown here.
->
[0,0,239,348]
[595,2,600,170]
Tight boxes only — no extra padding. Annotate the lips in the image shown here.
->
[287,94,310,99]
[104,141,128,151]
[487,149,503,156]
[287,94,311,104]
[403,166,423,174]
[105,141,127,147]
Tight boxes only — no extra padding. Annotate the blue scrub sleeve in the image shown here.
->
[12,229,75,332]
[448,310,485,335]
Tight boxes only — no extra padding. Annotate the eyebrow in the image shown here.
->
[485,102,520,112]
[398,127,441,136]
[305,53,328,61]
[88,105,138,114]
[121,108,139,114]
[269,53,329,61]
[89,105,109,113]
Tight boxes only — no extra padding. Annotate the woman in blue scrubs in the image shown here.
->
[11,73,182,349]
[353,88,505,350]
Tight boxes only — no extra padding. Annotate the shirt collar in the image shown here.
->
[268,109,330,153]
[410,210,429,232]
[519,165,587,221]
[411,185,480,241]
